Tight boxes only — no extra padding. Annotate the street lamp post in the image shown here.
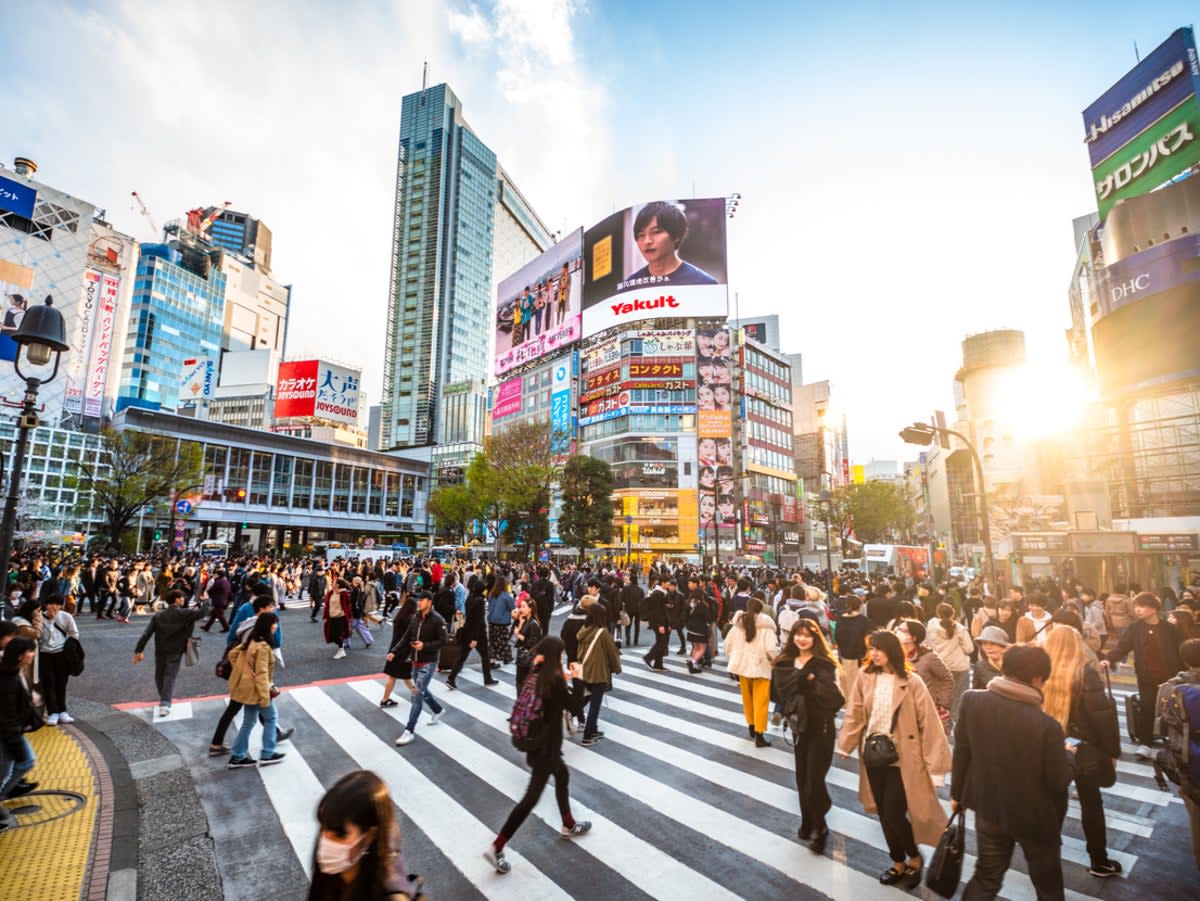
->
[818,488,834,582]
[0,298,70,592]
[898,421,997,593]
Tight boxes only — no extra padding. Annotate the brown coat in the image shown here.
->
[837,668,952,847]
[227,640,274,707]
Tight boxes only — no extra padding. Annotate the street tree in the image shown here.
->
[467,420,558,558]
[427,482,480,543]
[830,480,915,545]
[78,429,204,548]
[556,455,614,558]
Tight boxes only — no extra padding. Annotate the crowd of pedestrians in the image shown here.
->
[4,546,1200,897]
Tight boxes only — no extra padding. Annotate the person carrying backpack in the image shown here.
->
[1154,637,1200,869]
[484,636,589,875]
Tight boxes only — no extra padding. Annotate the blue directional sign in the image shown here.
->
[0,174,37,219]
[175,499,193,515]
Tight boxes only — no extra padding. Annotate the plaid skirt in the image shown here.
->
[488,623,513,664]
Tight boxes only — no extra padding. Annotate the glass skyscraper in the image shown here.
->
[382,83,550,453]
[117,242,225,412]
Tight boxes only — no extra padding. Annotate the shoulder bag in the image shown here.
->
[55,622,86,677]
[862,705,902,768]
[184,633,201,667]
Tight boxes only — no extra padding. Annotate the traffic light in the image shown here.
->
[154,529,162,541]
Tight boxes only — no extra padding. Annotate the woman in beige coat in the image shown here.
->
[724,598,779,747]
[225,613,285,769]
[838,630,951,888]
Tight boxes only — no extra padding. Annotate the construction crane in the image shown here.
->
[130,191,160,239]
[199,201,232,234]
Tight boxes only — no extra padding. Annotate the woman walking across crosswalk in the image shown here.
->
[725,597,779,748]
[773,618,844,854]
[837,630,951,888]
[484,636,590,875]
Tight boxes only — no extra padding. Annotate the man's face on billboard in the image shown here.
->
[636,217,676,266]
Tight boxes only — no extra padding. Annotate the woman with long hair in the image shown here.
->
[1168,608,1199,643]
[308,770,422,900]
[226,612,285,769]
[925,603,974,720]
[773,618,844,854]
[486,577,516,668]
[512,594,544,694]
[838,631,950,888]
[684,588,714,674]
[1042,626,1123,878]
[379,597,417,708]
[724,598,779,748]
[484,636,590,875]
[988,599,1019,645]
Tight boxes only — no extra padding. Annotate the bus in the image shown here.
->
[429,545,470,561]
[861,544,937,580]
[200,540,230,558]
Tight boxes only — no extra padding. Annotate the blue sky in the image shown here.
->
[3,1,1196,460]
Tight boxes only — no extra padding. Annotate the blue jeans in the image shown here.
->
[231,700,277,759]
[583,682,607,738]
[405,662,442,733]
[0,730,35,798]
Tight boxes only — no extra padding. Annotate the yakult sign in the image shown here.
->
[581,198,728,338]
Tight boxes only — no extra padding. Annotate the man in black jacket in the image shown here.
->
[132,589,212,717]
[444,587,496,689]
[1103,591,1183,752]
[621,575,644,647]
[642,576,673,671]
[952,645,1073,900]
[308,566,329,622]
[390,591,448,747]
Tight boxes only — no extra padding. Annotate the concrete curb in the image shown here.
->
[71,698,223,901]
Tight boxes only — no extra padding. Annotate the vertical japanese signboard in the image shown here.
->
[64,269,102,414]
[83,272,119,418]
[550,351,575,460]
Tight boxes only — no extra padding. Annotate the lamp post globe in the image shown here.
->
[12,296,69,371]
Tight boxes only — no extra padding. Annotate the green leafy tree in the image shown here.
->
[78,429,204,548]
[469,420,558,559]
[427,482,481,543]
[830,480,916,545]
[556,455,615,558]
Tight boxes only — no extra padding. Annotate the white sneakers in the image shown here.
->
[332,648,347,660]
[483,845,511,874]
[1135,745,1154,759]
[428,711,442,726]
[47,713,61,726]
[395,730,415,746]
[156,706,170,718]
[58,712,75,724]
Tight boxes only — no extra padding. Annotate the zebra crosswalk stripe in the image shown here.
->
[343,681,741,900]
[290,685,575,900]
[452,669,1107,901]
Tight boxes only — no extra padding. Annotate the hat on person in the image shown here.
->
[977,625,1010,647]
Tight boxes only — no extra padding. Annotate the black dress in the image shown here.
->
[382,603,415,679]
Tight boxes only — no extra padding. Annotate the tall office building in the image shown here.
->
[381,83,551,457]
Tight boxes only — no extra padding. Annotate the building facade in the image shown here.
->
[381,83,552,457]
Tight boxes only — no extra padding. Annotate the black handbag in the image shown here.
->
[925,810,966,898]
[1071,667,1118,788]
[862,706,901,767]
[55,623,86,677]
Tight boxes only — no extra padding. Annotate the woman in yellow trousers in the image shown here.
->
[724,598,779,747]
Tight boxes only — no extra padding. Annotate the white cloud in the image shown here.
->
[3,0,610,404]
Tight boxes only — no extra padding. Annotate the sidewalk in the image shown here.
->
[0,698,222,901]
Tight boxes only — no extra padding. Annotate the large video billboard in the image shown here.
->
[495,229,583,376]
[581,198,728,338]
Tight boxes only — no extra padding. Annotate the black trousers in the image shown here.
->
[40,651,69,715]
[446,636,492,683]
[1075,774,1109,865]
[499,756,571,840]
[793,722,836,832]
[675,625,687,652]
[624,617,640,646]
[865,763,917,862]
[964,817,1064,901]
[154,653,183,706]
[1135,674,1165,744]
[647,628,669,667]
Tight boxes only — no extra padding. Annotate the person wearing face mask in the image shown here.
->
[308,769,425,901]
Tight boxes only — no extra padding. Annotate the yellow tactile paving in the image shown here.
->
[0,727,98,901]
